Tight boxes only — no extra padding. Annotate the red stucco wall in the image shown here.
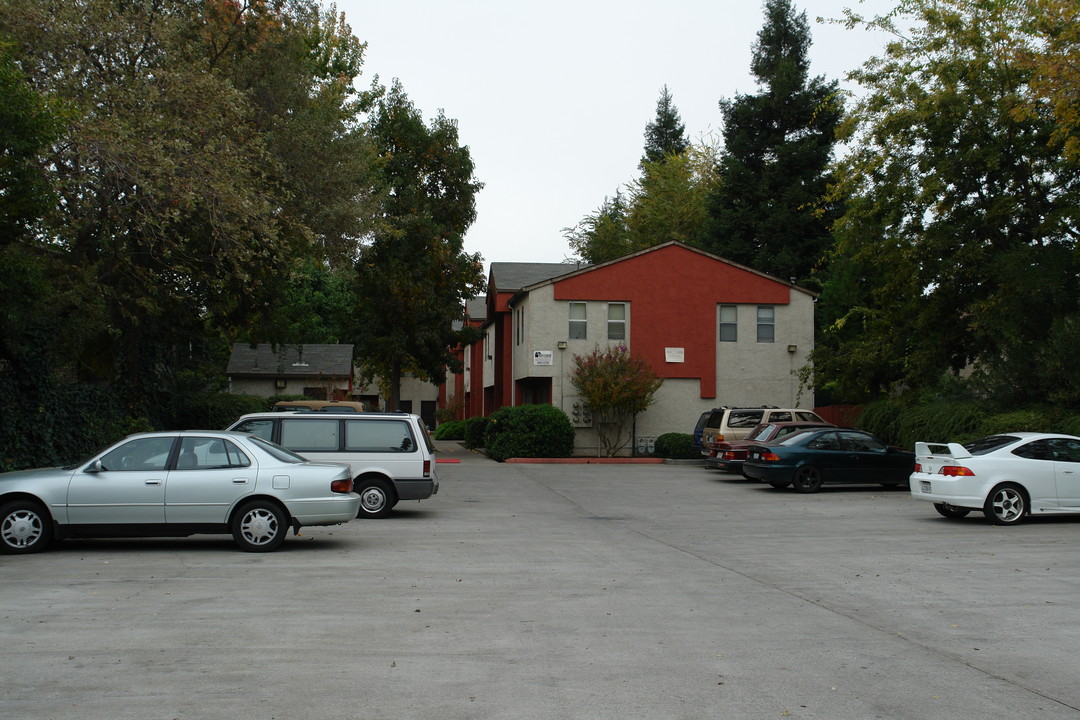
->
[552,245,792,398]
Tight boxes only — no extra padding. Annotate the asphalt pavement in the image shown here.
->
[3,441,1079,720]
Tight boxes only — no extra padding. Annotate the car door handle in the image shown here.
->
[232,478,249,484]
[145,479,163,486]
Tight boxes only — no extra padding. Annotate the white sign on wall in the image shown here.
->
[665,347,685,363]
[533,350,554,366]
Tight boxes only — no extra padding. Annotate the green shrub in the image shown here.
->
[434,419,467,440]
[653,433,699,459]
[464,416,490,449]
[1059,415,1080,437]
[172,392,270,430]
[484,405,575,462]
[977,410,1058,437]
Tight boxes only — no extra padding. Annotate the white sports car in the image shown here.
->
[909,432,1080,525]
[0,430,361,553]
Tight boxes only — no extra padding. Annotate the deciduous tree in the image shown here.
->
[812,0,1080,406]
[355,81,485,410]
[569,344,662,457]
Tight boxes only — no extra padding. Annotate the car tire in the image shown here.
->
[934,502,971,519]
[0,500,53,554]
[356,478,395,519]
[231,500,288,552]
[767,480,790,489]
[792,465,824,493]
[983,483,1027,525]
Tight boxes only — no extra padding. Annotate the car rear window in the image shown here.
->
[345,419,416,453]
[248,436,306,463]
[728,410,765,428]
[964,435,1020,455]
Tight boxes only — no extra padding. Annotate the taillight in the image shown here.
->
[760,452,780,462]
[331,478,353,493]
[914,462,922,473]
[423,459,431,477]
[940,466,975,477]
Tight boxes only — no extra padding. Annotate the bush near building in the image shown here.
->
[464,416,490,449]
[653,433,699,460]
[434,420,467,440]
[484,405,575,462]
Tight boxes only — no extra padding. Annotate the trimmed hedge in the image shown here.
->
[484,405,575,462]
[464,416,490,449]
[434,419,467,440]
[855,398,1080,447]
[653,432,699,459]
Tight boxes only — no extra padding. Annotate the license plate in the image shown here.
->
[920,481,932,493]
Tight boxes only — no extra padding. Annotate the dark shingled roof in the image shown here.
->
[226,343,354,377]
[465,297,487,321]
[489,262,587,292]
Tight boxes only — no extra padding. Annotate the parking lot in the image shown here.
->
[3,444,1080,720]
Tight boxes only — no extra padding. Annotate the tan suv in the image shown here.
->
[699,406,826,452]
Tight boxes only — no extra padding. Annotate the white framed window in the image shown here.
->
[569,302,587,339]
[607,303,626,340]
[757,306,775,343]
[719,305,737,342]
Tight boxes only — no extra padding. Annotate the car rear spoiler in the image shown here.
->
[914,442,973,459]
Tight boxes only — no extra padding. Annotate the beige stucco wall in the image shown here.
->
[713,291,815,409]
[511,285,816,455]
[228,377,350,398]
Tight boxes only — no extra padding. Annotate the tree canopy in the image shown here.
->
[703,0,842,287]
[354,80,485,410]
[812,0,1080,406]
[641,85,689,168]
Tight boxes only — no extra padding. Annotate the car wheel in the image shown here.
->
[0,500,53,554]
[934,502,971,519]
[357,479,395,519]
[983,483,1027,525]
[792,465,824,493]
[231,500,287,552]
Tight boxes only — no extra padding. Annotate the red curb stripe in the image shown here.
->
[505,458,664,464]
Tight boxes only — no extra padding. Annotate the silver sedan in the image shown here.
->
[0,430,361,553]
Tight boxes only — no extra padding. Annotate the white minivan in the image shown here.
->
[227,412,438,518]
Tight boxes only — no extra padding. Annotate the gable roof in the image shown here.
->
[489,261,587,293]
[226,343,354,378]
[518,242,818,298]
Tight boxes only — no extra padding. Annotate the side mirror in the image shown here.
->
[86,459,104,473]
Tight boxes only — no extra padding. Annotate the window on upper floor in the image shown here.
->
[607,303,626,340]
[719,305,737,342]
[569,302,587,339]
[757,306,775,343]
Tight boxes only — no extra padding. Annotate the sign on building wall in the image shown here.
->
[665,347,685,363]
[533,350,554,366]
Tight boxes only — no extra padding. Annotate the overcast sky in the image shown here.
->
[334,0,897,270]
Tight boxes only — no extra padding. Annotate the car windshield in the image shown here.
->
[248,435,307,463]
[963,435,1020,456]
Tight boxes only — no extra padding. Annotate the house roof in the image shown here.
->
[465,297,487,321]
[226,343,354,378]
[489,262,588,292]
[518,242,818,298]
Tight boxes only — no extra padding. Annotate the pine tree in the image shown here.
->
[704,0,842,286]
[640,85,689,168]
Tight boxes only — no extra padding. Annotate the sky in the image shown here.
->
[334,0,898,270]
